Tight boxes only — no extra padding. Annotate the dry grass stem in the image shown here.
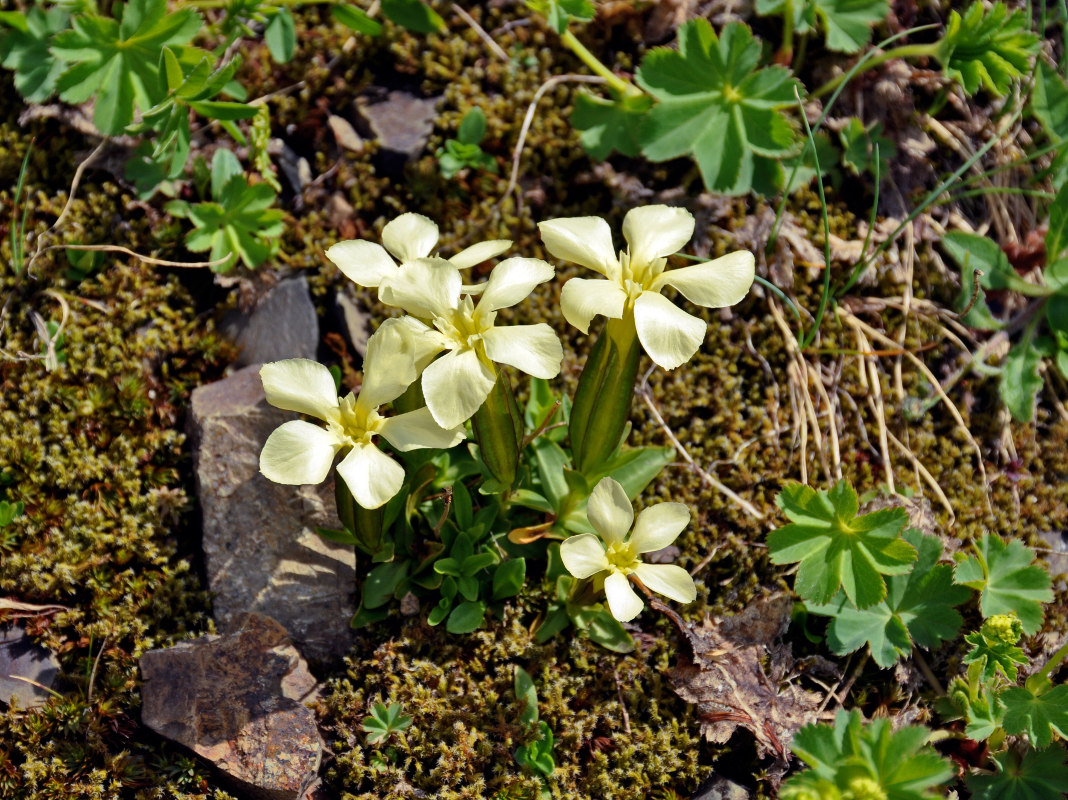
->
[451,4,510,62]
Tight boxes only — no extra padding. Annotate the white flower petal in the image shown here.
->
[260,359,339,420]
[634,563,697,605]
[538,216,618,276]
[259,420,344,485]
[451,239,512,269]
[335,442,405,509]
[381,212,438,261]
[633,291,706,370]
[651,250,755,308]
[560,533,610,579]
[325,240,397,288]
[604,571,644,622]
[422,347,497,429]
[586,477,634,545]
[560,278,628,334]
[481,324,562,378]
[359,318,444,409]
[630,503,690,553]
[379,257,460,319]
[379,406,466,451]
[478,257,555,313]
[622,205,695,267]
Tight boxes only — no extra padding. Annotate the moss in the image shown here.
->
[318,605,713,799]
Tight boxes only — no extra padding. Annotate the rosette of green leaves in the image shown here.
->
[635,20,802,196]
[165,150,283,272]
[50,0,200,136]
[784,710,953,800]
[438,107,498,179]
[935,2,1039,97]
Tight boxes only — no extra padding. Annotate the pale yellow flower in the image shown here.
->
[560,477,697,622]
[538,205,755,369]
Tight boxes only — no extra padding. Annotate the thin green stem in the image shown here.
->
[1038,638,1068,679]
[796,88,832,350]
[560,29,641,99]
[812,43,940,99]
[778,0,795,64]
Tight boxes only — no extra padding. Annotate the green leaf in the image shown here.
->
[1032,60,1068,143]
[937,1,1040,97]
[446,600,486,633]
[768,480,917,609]
[1001,339,1045,423]
[575,606,635,653]
[492,558,526,601]
[636,20,802,196]
[787,709,953,800]
[1002,685,1068,749]
[514,665,539,726]
[333,4,383,36]
[954,533,1053,635]
[52,0,201,135]
[839,117,895,179]
[0,500,24,527]
[525,0,595,34]
[814,0,889,54]
[188,100,259,121]
[1047,183,1068,266]
[380,0,444,34]
[943,231,1049,299]
[968,745,1068,800]
[265,8,296,63]
[807,529,968,667]
[362,560,409,609]
[582,445,674,501]
[0,6,70,103]
[571,89,653,160]
[457,106,486,144]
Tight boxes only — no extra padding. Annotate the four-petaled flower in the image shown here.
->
[538,205,755,370]
[258,320,465,509]
[325,212,512,294]
[560,477,697,622]
[376,255,563,429]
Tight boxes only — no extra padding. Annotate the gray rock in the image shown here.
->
[189,364,355,662]
[1039,530,1068,592]
[141,613,322,800]
[0,627,61,708]
[356,91,438,157]
[692,776,750,800]
[224,277,319,368]
[327,114,364,153]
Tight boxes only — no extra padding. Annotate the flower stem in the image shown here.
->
[471,369,523,490]
[568,314,641,475]
[559,29,642,99]
[1038,639,1068,680]
[811,43,940,99]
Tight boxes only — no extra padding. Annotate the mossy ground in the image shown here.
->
[1,2,1066,798]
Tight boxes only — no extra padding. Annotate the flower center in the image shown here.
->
[328,394,382,446]
[619,250,666,298]
[433,295,492,351]
[604,540,641,575]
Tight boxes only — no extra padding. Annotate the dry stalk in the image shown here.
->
[636,368,763,520]
[451,4,510,62]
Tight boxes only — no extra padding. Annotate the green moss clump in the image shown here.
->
[318,605,713,799]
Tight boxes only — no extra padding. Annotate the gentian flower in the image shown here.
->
[538,205,755,369]
[258,320,465,509]
[560,477,697,622]
[324,212,511,292]
[376,255,563,429]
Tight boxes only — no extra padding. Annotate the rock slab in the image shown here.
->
[189,364,355,662]
[224,276,319,368]
[141,613,321,800]
[0,627,61,708]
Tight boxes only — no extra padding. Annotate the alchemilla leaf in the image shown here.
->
[1001,683,1068,750]
[967,745,1068,800]
[769,481,916,609]
[954,533,1052,635]
[807,528,968,667]
[636,19,802,196]
[937,1,1040,97]
[51,0,200,135]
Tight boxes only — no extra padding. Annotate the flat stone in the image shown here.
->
[224,276,319,368]
[327,114,364,153]
[141,613,321,800]
[356,91,438,157]
[189,364,355,662]
[0,627,61,709]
